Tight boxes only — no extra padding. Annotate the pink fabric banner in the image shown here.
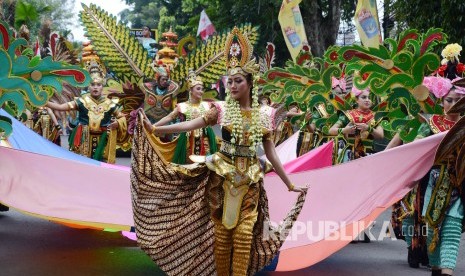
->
[272,131,300,163]
[267,139,334,176]
[264,132,445,270]
[0,147,133,230]
[0,131,445,270]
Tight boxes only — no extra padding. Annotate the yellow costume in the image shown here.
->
[68,93,127,163]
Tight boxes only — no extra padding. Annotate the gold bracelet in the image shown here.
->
[151,125,157,135]
[288,183,295,192]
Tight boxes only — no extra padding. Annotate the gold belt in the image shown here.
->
[220,141,255,158]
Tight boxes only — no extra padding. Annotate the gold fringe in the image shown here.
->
[106,129,117,164]
[429,227,440,253]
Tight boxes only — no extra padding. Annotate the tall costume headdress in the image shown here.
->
[427,43,465,98]
[224,27,259,76]
[223,27,262,151]
[437,43,465,80]
[187,69,203,89]
[152,64,170,80]
[86,60,105,85]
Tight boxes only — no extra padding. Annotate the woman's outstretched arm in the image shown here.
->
[153,110,178,127]
[46,101,76,111]
[263,138,307,193]
[140,109,207,135]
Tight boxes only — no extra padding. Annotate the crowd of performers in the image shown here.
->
[2,19,465,276]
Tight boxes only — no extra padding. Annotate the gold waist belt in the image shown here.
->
[220,141,255,158]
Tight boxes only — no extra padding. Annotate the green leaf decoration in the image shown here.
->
[80,3,154,82]
[171,24,259,95]
[325,28,448,142]
[0,20,91,137]
[262,46,344,132]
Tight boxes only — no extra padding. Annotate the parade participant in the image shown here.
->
[417,77,465,276]
[137,25,158,59]
[46,76,127,163]
[328,86,384,163]
[148,71,218,164]
[32,106,62,145]
[297,76,348,157]
[132,27,307,276]
[142,66,178,125]
[387,44,465,270]
[273,102,302,146]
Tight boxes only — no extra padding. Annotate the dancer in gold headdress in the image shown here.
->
[150,70,218,164]
[131,27,307,276]
[46,75,127,163]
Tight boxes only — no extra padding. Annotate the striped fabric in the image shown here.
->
[427,215,462,269]
[131,123,306,275]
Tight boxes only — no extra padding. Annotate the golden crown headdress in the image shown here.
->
[224,27,259,76]
[187,69,203,89]
[86,60,105,85]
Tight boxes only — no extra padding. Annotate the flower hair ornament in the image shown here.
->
[224,27,260,76]
[441,43,462,64]
[351,86,369,98]
[423,76,465,99]
[437,43,465,80]
[224,27,262,153]
[331,76,347,91]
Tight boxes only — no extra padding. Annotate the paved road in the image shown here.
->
[3,207,464,276]
[1,156,465,275]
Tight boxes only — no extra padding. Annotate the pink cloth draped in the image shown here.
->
[0,131,445,270]
[265,132,445,270]
[267,139,334,176]
[0,147,133,229]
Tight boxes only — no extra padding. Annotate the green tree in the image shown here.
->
[27,0,76,35]
[157,6,176,36]
[123,0,357,62]
[0,0,17,27]
[120,0,161,29]
[2,0,75,43]
[392,0,465,56]
[14,1,46,29]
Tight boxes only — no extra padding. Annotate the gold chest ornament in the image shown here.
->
[82,96,117,132]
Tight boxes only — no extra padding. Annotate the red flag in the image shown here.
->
[196,10,216,41]
[34,37,40,56]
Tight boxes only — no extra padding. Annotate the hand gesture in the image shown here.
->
[343,123,356,135]
[355,123,369,132]
[138,109,154,133]
[108,120,119,130]
[289,184,308,193]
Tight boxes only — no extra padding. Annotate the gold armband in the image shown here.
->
[67,102,74,110]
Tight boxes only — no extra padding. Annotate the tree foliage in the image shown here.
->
[1,0,76,43]
[120,0,162,29]
[392,0,465,59]
[122,0,357,63]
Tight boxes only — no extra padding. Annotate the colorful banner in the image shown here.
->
[278,0,308,61]
[354,0,382,48]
